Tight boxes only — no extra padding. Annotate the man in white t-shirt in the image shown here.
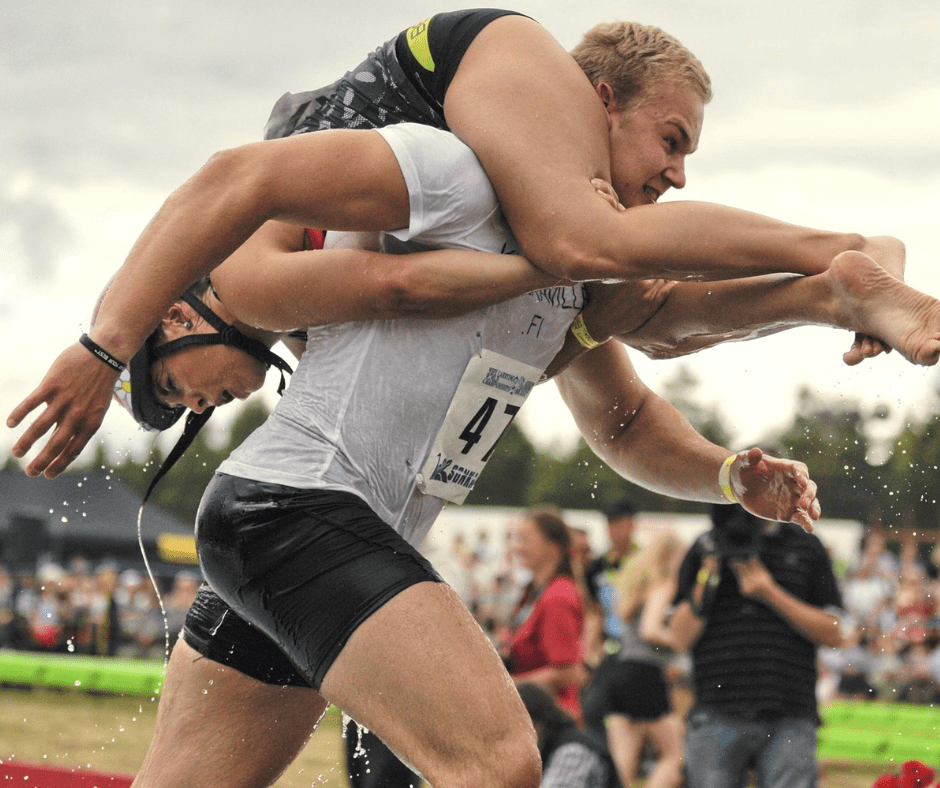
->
[109,123,819,788]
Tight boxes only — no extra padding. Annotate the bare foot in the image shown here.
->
[827,251,940,366]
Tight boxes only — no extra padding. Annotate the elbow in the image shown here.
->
[522,233,636,282]
[371,261,437,317]
[197,145,272,219]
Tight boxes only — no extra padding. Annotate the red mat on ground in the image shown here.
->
[0,762,133,787]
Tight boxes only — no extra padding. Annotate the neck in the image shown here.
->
[531,563,558,589]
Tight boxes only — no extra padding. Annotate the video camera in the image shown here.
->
[709,504,761,559]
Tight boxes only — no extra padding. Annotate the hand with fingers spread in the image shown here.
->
[7,342,119,478]
[726,447,820,533]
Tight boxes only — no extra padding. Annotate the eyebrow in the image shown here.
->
[667,119,697,154]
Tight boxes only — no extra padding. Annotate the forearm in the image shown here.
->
[557,345,730,502]
[219,243,562,331]
[90,150,268,360]
[757,584,843,648]
[668,602,704,653]
[373,249,562,320]
[91,130,411,361]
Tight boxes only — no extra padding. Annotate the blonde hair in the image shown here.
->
[570,21,713,113]
[617,532,685,622]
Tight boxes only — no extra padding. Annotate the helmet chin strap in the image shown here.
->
[152,289,293,394]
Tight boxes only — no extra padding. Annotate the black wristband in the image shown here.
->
[79,334,127,373]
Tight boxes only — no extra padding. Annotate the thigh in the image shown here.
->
[605,713,647,783]
[134,639,326,788]
[755,718,818,788]
[683,709,754,788]
[321,581,540,788]
[444,15,615,269]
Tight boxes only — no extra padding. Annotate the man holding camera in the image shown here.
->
[670,502,844,788]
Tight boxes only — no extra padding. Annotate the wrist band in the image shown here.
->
[696,567,710,584]
[718,454,739,503]
[571,313,601,350]
[79,334,127,373]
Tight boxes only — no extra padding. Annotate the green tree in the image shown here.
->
[880,413,940,532]
[772,387,875,522]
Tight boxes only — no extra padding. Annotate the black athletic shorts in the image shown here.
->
[602,659,672,721]
[266,8,525,138]
[190,474,443,690]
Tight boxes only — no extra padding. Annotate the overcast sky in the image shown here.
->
[3,0,940,467]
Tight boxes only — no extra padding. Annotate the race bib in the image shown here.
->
[416,349,541,504]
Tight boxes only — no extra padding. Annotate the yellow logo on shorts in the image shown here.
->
[406,18,435,72]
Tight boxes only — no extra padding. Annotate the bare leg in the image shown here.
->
[619,252,940,366]
[605,714,646,787]
[134,639,327,788]
[320,582,541,788]
[643,714,684,788]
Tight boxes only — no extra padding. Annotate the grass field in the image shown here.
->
[0,686,901,787]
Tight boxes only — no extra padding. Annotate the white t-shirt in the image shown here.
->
[219,124,586,545]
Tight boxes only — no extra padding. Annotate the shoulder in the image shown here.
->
[376,124,490,193]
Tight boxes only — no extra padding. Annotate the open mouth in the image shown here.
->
[643,186,661,203]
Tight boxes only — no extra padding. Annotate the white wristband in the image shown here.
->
[718,455,739,503]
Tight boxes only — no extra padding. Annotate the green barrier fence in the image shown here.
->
[0,649,164,696]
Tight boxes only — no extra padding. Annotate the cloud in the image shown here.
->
[0,189,75,281]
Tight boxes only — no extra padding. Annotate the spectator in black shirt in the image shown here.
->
[670,503,843,788]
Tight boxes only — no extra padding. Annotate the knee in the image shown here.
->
[450,721,541,788]
[491,730,542,788]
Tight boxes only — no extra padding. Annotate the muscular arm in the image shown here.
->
[212,221,560,332]
[88,130,413,364]
[9,129,558,476]
[554,342,820,529]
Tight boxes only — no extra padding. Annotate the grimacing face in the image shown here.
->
[604,80,705,209]
[152,343,266,413]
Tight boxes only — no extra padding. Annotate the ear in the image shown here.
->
[595,82,617,128]
[161,302,197,340]
[595,82,616,108]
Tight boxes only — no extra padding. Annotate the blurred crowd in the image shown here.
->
[819,531,940,706]
[0,558,200,660]
[439,520,940,710]
[2,520,938,705]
